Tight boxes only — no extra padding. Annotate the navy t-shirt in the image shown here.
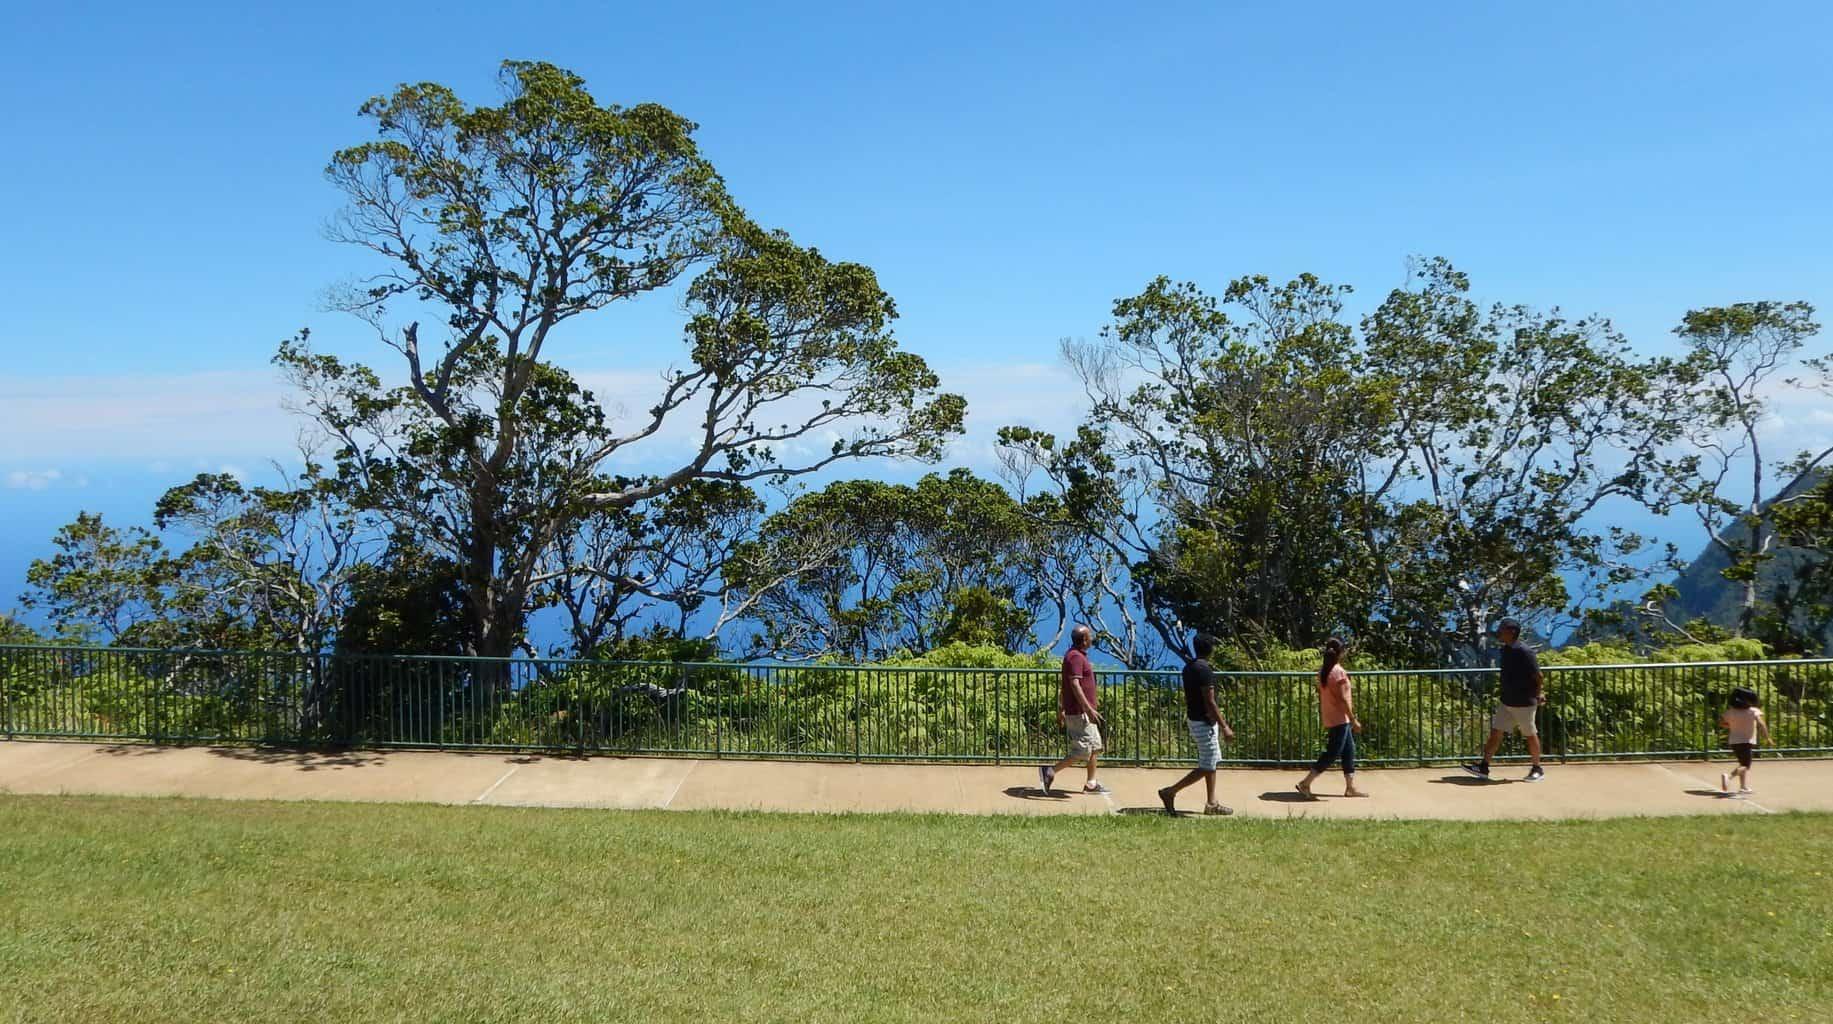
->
[1498,641,1541,707]
[1182,659,1217,722]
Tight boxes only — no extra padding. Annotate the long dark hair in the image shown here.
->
[1318,637,1345,686]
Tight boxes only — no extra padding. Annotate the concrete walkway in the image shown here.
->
[2,740,1829,819]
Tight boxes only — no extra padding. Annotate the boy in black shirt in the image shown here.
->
[1158,633,1236,815]
[1462,618,1547,782]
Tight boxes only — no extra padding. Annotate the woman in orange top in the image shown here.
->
[1296,637,1366,799]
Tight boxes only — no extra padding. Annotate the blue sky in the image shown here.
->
[4,0,1832,624]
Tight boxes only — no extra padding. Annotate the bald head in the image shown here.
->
[1071,624,1093,649]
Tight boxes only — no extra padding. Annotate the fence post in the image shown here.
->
[1132,673,1141,766]
[1,648,13,740]
[1701,666,1712,763]
[993,668,1001,766]
[853,667,862,763]
[1415,673,1425,766]
[1274,676,1284,766]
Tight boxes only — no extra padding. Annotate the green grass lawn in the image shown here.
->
[1,797,1830,1023]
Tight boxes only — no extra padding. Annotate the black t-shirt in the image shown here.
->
[1182,659,1217,722]
[1498,641,1541,707]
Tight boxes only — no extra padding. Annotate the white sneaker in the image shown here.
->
[1083,781,1111,795]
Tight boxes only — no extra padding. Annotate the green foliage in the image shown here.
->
[1655,301,1828,639]
[301,60,965,660]
[21,513,167,645]
[588,627,720,665]
[0,614,40,645]
[334,540,469,657]
[4,639,1828,762]
[1001,259,1688,666]
[730,470,1049,660]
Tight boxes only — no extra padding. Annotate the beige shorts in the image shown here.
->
[1491,703,1539,737]
[1066,714,1105,756]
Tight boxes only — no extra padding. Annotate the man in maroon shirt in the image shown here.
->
[1039,624,1108,795]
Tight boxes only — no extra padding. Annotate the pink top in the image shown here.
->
[1722,707,1765,745]
[1319,665,1352,728]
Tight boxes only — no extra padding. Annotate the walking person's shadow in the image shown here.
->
[1003,785,1071,801]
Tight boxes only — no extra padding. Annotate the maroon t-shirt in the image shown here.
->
[1060,648,1097,714]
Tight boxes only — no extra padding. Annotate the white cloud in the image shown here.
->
[0,359,1091,480]
[6,468,63,491]
[0,371,294,461]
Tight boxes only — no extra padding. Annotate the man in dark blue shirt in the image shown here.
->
[1462,618,1546,782]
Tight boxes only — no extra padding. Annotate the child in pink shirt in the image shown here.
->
[1718,687,1770,797]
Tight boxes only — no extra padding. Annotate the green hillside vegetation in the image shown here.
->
[8,637,1828,762]
[1665,470,1832,653]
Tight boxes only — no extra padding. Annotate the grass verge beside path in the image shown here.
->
[2,797,1830,1023]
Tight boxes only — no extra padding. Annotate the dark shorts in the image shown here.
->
[1732,743,1756,769]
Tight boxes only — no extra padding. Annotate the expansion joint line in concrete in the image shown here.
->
[472,765,520,804]
[662,760,699,809]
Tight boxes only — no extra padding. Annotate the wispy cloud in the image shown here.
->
[5,468,64,491]
[0,371,295,461]
[0,360,1089,478]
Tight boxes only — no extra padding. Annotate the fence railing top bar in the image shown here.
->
[0,644,320,657]
[1540,658,1833,672]
[0,644,1827,676]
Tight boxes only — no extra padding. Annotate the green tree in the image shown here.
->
[0,613,40,645]
[535,479,764,656]
[152,468,372,654]
[1768,473,1833,653]
[1360,258,1686,659]
[728,470,1048,659]
[1658,301,1827,635]
[299,60,964,659]
[333,537,470,657]
[21,513,169,645]
[1003,260,1687,665]
[22,466,375,652]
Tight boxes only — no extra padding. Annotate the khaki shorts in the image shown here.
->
[1491,703,1538,737]
[1066,713,1105,756]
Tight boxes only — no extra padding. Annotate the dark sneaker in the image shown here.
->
[1461,761,1491,779]
[1524,765,1545,783]
[1038,765,1056,794]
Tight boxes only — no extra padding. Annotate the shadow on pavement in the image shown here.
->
[1428,775,1513,786]
[95,745,171,757]
[1258,791,1316,803]
[1002,785,1071,801]
[1683,788,1732,798]
[206,747,385,771]
[1116,806,1182,817]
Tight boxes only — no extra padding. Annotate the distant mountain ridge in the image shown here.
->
[1665,468,1830,650]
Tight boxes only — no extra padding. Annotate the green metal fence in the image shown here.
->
[2,645,1829,765]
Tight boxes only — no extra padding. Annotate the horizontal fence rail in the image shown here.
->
[2,645,1830,766]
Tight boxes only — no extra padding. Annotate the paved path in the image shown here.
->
[2,740,1829,819]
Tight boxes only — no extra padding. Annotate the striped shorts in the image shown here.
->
[1188,720,1221,771]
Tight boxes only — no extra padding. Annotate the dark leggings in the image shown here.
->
[1312,723,1356,775]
